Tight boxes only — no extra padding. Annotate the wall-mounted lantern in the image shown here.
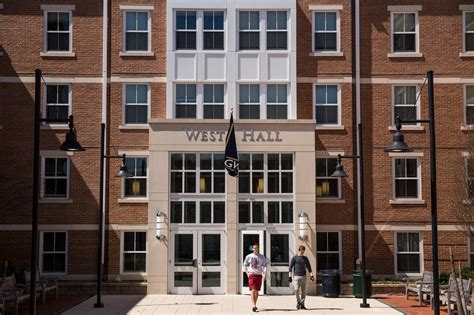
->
[298,212,308,241]
[156,211,166,240]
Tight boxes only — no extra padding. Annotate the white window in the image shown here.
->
[175,84,197,119]
[314,85,340,125]
[176,11,197,50]
[393,86,419,125]
[124,11,150,52]
[316,157,340,199]
[396,232,421,274]
[45,11,72,52]
[267,201,293,224]
[239,84,260,119]
[466,86,474,126]
[470,234,474,268]
[266,11,287,50]
[41,231,67,275]
[170,201,226,224]
[316,232,341,271]
[391,12,418,53]
[45,84,71,122]
[123,157,148,198]
[239,11,260,50]
[267,85,288,119]
[464,12,474,52]
[41,157,69,199]
[313,11,339,52]
[238,201,293,224]
[393,158,420,199]
[203,84,225,119]
[122,231,146,273]
[465,157,474,200]
[124,84,149,124]
[203,11,224,50]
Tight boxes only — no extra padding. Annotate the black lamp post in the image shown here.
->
[331,123,370,308]
[385,70,440,314]
[94,123,132,308]
[30,69,85,315]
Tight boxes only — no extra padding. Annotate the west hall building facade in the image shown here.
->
[1,0,474,295]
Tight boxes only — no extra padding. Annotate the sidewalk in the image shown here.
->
[63,295,404,315]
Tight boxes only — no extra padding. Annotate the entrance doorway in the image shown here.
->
[169,230,226,294]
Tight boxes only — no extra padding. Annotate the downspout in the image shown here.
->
[101,0,108,267]
[355,0,362,264]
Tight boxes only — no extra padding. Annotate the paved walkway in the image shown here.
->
[63,295,404,315]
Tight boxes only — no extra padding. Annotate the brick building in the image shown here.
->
[1,0,474,295]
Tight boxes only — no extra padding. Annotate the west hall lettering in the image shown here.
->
[185,128,283,143]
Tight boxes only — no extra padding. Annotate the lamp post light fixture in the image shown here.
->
[156,211,166,240]
[385,70,440,315]
[94,123,133,308]
[331,123,370,308]
[29,69,85,315]
[298,212,309,241]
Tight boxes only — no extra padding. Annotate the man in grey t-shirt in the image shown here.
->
[289,245,314,310]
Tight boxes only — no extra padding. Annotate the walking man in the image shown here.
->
[289,245,314,310]
[243,243,269,312]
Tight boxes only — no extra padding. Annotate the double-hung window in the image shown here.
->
[175,84,196,119]
[41,232,67,275]
[45,11,72,52]
[396,232,421,274]
[267,11,287,50]
[124,157,147,198]
[46,85,70,122]
[316,232,340,271]
[466,158,474,200]
[394,158,419,199]
[391,12,417,53]
[267,85,288,119]
[393,86,418,125]
[125,11,150,52]
[123,231,146,273]
[466,86,474,126]
[464,12,474,52]
[176,11,196,50]
[239,85,260,119]
[239,11,260,50]
[316,157,340,199]
[470,234,474,268]
[203,11,224,50]
[313,12,338,52]
[125,84,149,124]
[42,157,69,199]
[315,85,339,125]
[203,84,224,119]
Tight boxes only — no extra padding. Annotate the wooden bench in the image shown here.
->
[1,274,29,315]
[404,271,434,306]
[24,270,59,305]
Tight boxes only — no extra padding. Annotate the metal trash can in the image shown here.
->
[321,269,341,297]
[352,270,372,298]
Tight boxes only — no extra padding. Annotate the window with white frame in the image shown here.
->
[42,157,69,199]
[124,157,147,198]
[267,85,288,119]
[315,85,339,125]
[316,232,340,271]
[316,157,340,199]
[267,11,287,50]
[203,11,224,50]
[466,86,474,125]
[470,234,474,268]
[175,84,196,119]
[176,11,196,50]
[238,201,293,224]
[466,158,474,200]
[394,158,419,199]
[170,201,225,224]
[313,12,338,52]
[239,201,264,223]
[267,201,293,224]
[41,231,67,274]
[123,231,146,272]
[46,85,70,122]
[203,84,225,119]
[170,153,225,194]
[391,12,418,53]
[124,84,148,124]
[396,232,421,274]
[45,11,72,52]
[125,11,150,52]
[239,11,260,50]
[464,12,474,52]
[239,84,260,119]
[393,86,418,125]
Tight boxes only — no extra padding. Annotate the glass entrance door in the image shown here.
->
[240,230,265,295]
[197,231,225,294]
[266,231,294,294]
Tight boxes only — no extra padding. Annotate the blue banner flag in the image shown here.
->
[224,113,239,177]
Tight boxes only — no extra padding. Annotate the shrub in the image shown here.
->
[439,272,450,285]
[461,267,474,280]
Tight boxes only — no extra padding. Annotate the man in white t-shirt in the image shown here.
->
[243,243,269,312]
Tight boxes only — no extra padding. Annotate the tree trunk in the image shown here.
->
[450,247,466,315]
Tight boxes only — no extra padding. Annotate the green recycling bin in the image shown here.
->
[352,270,372,298]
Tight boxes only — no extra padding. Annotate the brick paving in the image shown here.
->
[13,295,90,315]
[376,295,450,315]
